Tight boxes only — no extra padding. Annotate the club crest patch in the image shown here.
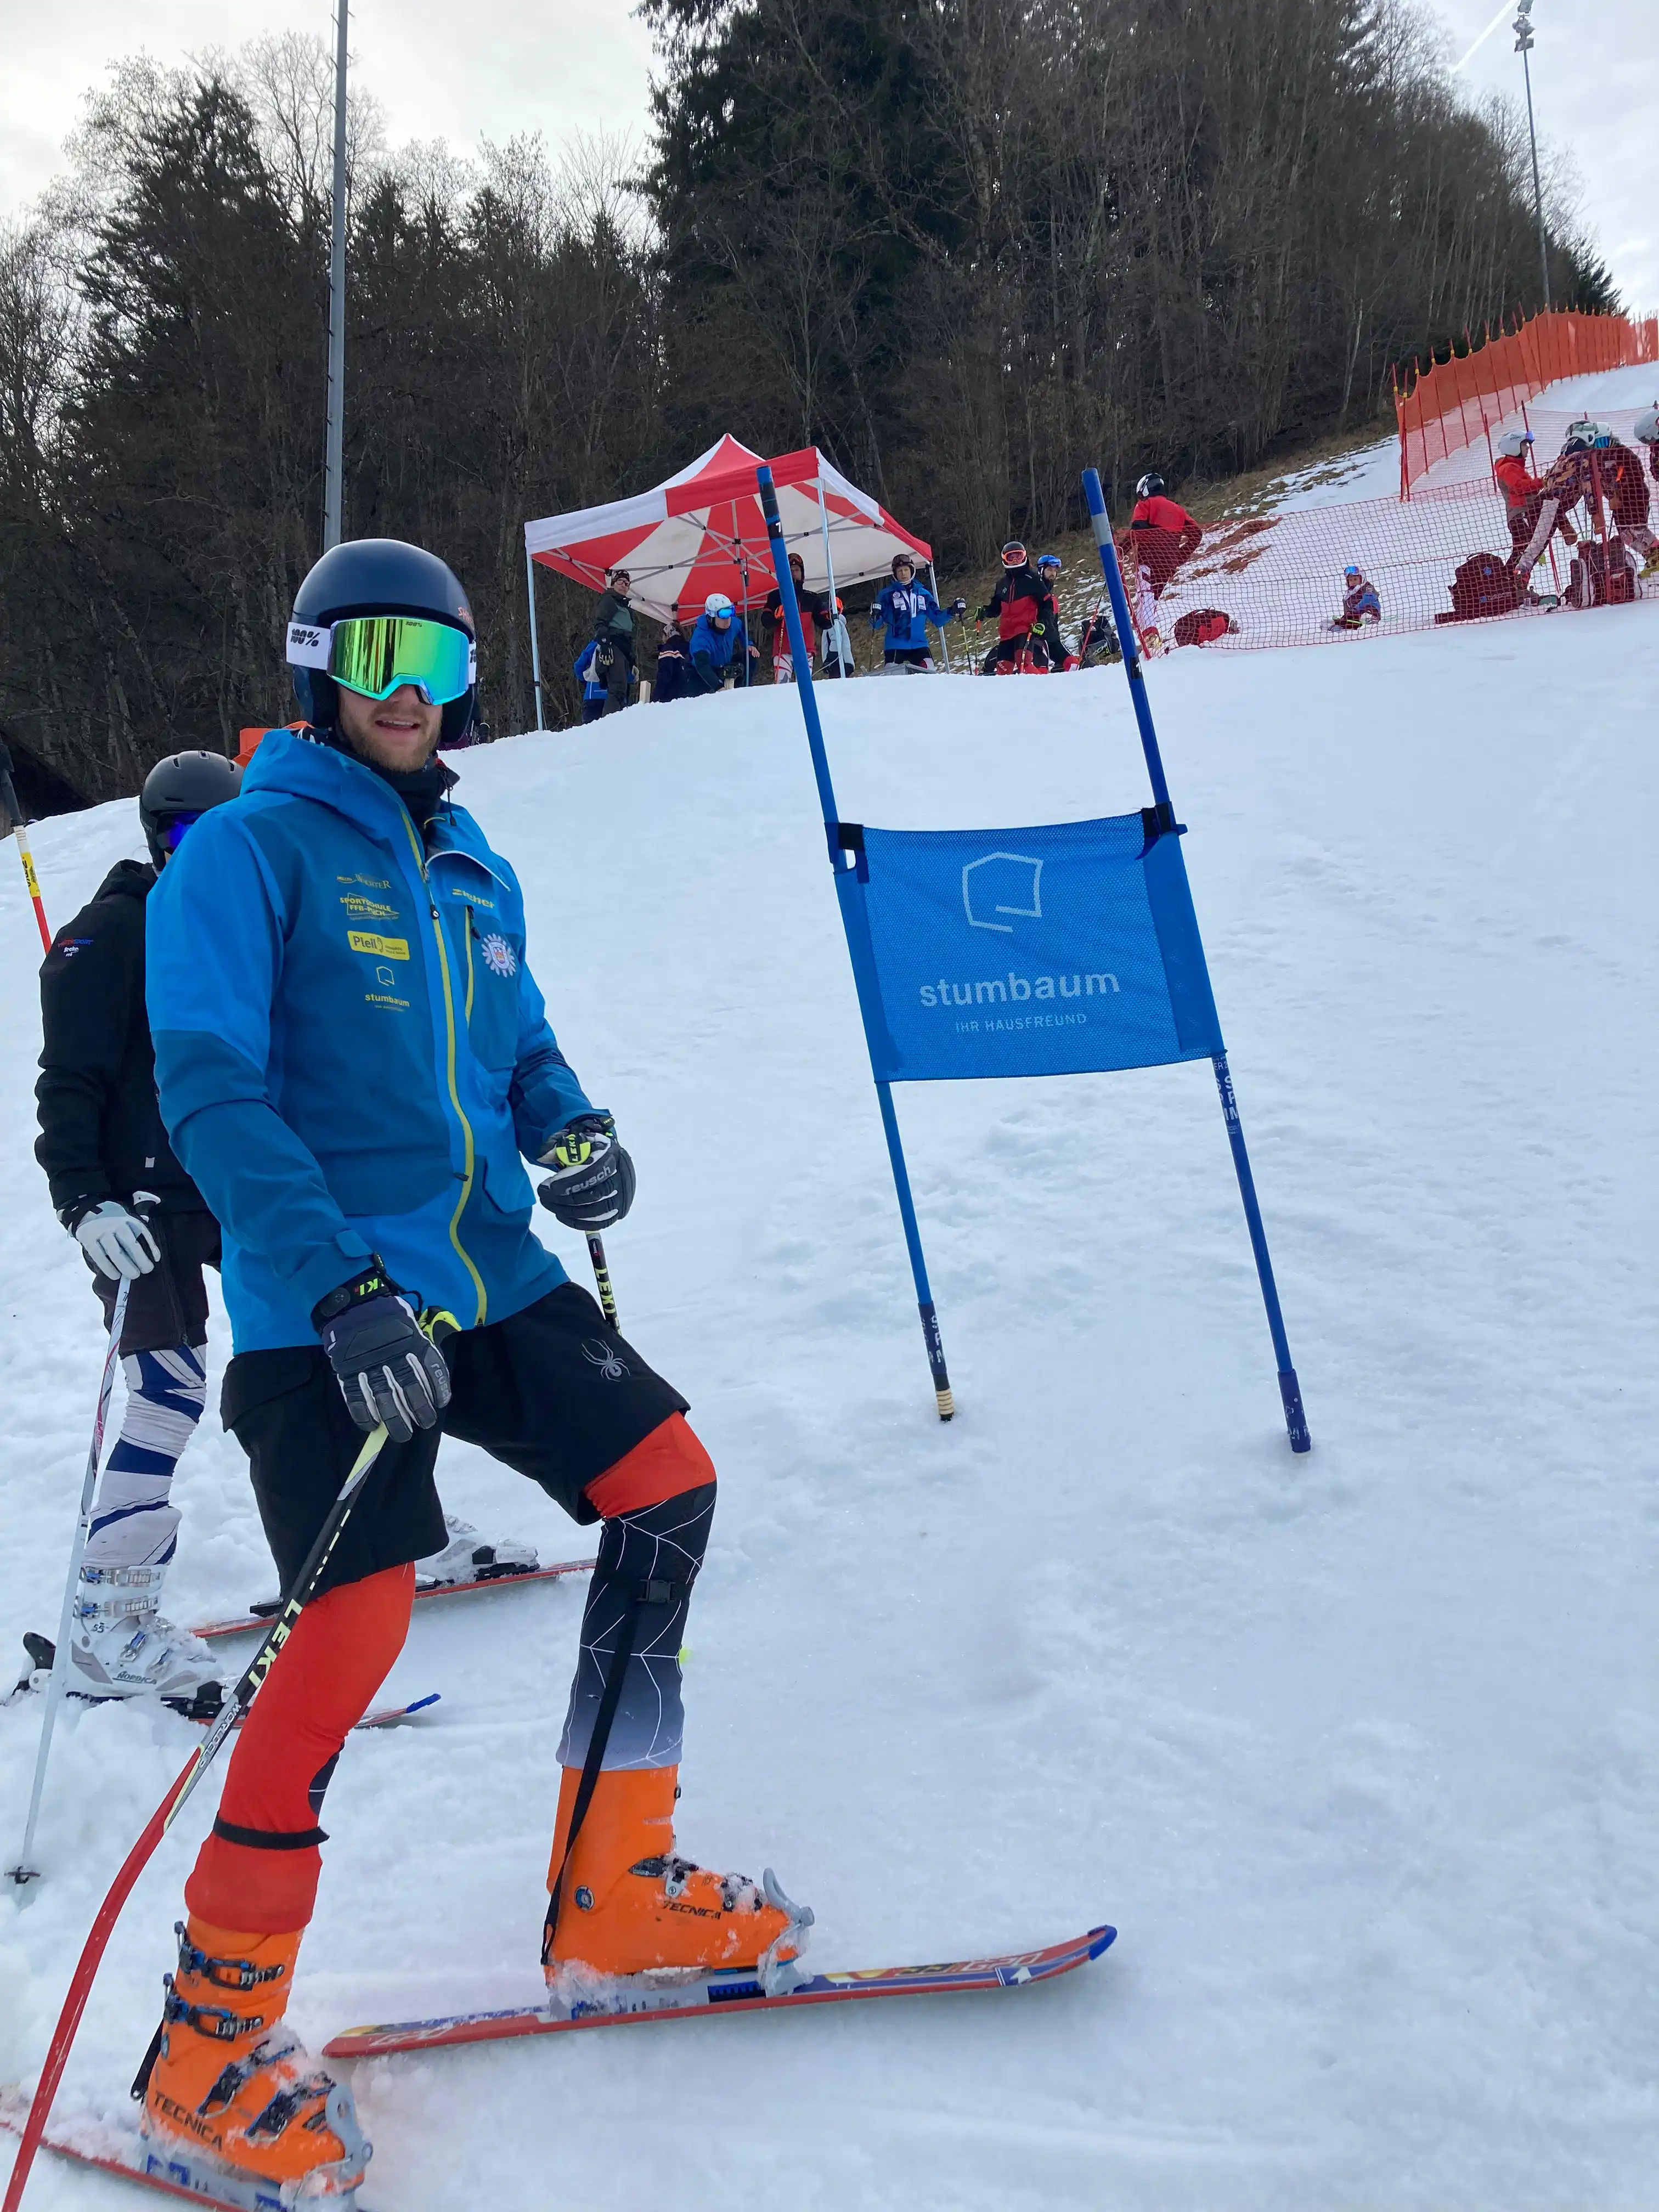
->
[479,932,517,978]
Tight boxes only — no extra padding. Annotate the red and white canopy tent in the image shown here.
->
[522,435,942,717]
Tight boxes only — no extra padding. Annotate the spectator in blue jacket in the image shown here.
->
[573,640,608,723]
[689,594,759,691]
[869,553,964,670]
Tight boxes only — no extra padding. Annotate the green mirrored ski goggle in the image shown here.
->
[286,615,476,704]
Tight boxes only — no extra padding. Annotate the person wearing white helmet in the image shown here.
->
[1494,426,1576,583]
[688,591,759,692]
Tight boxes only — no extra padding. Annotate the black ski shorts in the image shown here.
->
[89,1208,221,1356]
[220,1282,690,1595]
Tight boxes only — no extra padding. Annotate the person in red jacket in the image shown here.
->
[1494,430,1575,581]
[1592,436,1657,573]
[976,543,1062,673]
[1129,473,1203,597]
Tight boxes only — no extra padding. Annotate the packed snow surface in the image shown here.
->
[4,589,1659,2208]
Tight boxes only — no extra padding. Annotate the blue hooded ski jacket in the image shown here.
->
[688,611,752,671]
[146,727,592,1352]
[871,580,953,652]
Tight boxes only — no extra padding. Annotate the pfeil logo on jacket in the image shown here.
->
[479,933,517,978]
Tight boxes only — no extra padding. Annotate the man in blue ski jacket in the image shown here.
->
[687,590,759,690]
[868,551,963,670]
[133,538,808,2204]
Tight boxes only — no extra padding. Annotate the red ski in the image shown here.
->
[324,1924,1115,2059]
[193,1559,595,1641]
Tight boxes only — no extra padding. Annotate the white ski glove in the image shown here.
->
[72,1199,161,1281]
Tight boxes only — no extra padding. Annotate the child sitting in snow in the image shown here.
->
[1329,565,1381,630]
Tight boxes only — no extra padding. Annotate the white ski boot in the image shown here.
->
[414,1513,538,1593]
[70,1562,224,1712]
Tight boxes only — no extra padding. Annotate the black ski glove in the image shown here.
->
[538,1112,636,1231]
[313,1264,452,1442]
[950,598,968,618]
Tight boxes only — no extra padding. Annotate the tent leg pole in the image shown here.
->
[874,1080,954,1420]
[818,482,848,679]
[526,545,546,731]
[929,560,952,672]
[1212,1053,1309,1453]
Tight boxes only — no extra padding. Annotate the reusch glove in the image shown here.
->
[538,1112,636,1231]
[950,597,968,618]
[67,1198,160,1283]
[313,1263,452,1442]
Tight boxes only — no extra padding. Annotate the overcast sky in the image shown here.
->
[0,0,1653,307]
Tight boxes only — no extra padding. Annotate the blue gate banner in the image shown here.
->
[836,812,1224,1082]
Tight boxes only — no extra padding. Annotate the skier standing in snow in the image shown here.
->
[763,552,830,682]
[136,538,806,2201]
[870,551,963,670]
[33,752,241,1711]
[1128,473,1204,599]
[977,542,1062,673]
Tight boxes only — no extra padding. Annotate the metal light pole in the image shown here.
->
[323,2,349,549]
[1513,0,1550,312]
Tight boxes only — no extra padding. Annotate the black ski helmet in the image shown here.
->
[1000,541,1028,569]
[139,751,241,868]
[891,550,916,577]
[287,538,477,745]
[1136,473,1166,500]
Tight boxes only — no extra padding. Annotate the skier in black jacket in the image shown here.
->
[35,751,240,1704]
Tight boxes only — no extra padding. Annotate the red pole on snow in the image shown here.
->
[0,740,51,951]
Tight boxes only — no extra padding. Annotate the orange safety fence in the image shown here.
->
[1103,408,1659,657]
[1396,308,1658,496]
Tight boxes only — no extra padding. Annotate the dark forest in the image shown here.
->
[0,1,1615,797]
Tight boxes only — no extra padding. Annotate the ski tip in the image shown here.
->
[402,1694,441,1715]
[1087,1925,1117,1960]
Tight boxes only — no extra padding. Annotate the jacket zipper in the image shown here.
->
[399,816,487,1325]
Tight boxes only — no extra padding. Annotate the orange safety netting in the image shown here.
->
[1396,309,1659,496]
[1106,408,1659,657]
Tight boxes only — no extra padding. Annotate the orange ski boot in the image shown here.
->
[140,1917,369,2202]
[542,1765,811,2012]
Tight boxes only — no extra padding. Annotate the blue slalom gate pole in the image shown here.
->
[757,462,956,1420]
[1082,467,1310,1453]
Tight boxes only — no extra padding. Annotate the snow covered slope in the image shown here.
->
[4,593,1659,2210]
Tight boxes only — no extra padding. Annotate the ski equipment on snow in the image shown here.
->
[328,1925,1116,2058]
[1082,466,1310,1453]
[8,1197,157,1886]
[0,1338,419,2212]
[191,1555,595,1640]
[0,736,51,951]
[0,2090,379,2212]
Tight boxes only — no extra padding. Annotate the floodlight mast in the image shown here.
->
[323,2,349,549]
[1513,0,1551,313]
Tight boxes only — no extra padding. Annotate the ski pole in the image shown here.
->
[0,737,50,953]
[0,1396,404,2212]
[5,1200,156,1888]
[586,1233,620,1331]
